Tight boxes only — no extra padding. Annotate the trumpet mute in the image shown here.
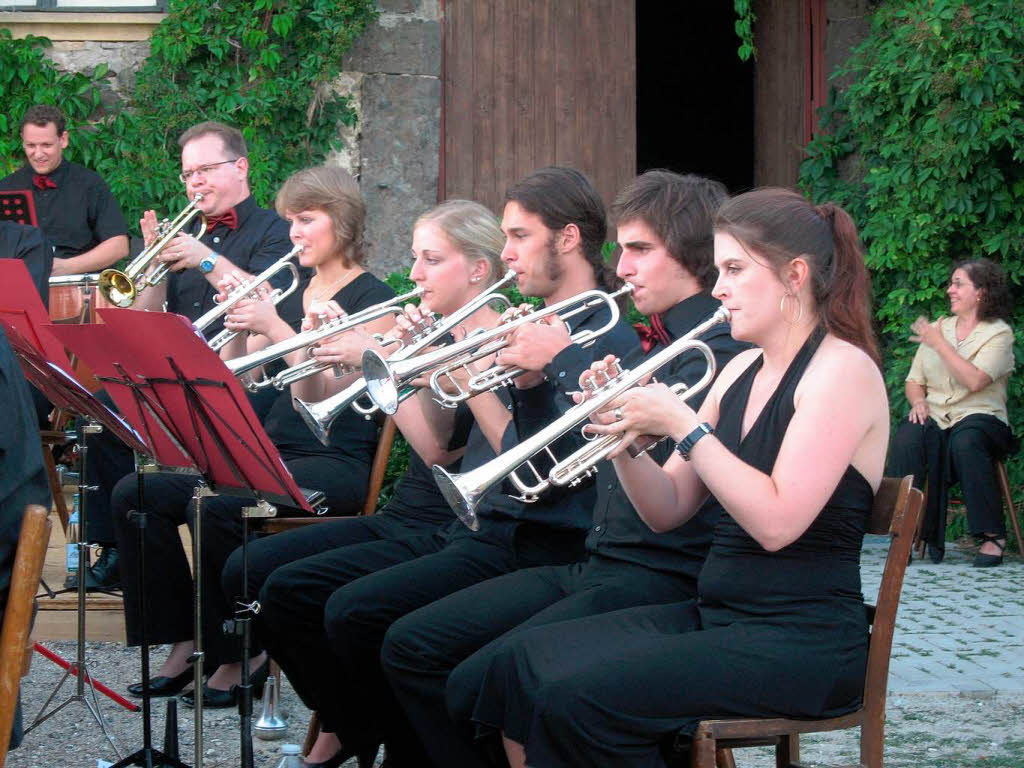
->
[253,674,288,740]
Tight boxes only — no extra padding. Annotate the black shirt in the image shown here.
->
[0,220,53,308]
[0,326,51,610]
[166,195,295,338]
[380,403,475,526]
[446,296,641,546]
[584,293,749,581]
[0,160,128,260]
[264,272,395,465]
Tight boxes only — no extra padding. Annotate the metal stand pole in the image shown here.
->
[26,421,122,759]
[190,485,215,768]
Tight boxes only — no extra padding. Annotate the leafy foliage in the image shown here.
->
[733,0,757,61]
[800,0,1024,543]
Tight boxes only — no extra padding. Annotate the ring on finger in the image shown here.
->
[614,407,624,422]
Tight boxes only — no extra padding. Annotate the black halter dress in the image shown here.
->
[467,327,873,768]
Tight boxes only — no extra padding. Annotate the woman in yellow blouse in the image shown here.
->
[889,258,1016,566]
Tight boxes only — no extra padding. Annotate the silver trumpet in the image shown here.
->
[98,194,207,307]
[363,283,633,413]
[196,244,303,351]
[432,307,730,530]
[294,269,518,442]
[224,285,425,390]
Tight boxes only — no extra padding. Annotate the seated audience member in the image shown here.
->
[889,257,1016,566]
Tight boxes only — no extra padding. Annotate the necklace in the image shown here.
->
[310,269,359,303]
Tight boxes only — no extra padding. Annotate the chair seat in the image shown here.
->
[694,710,864,741]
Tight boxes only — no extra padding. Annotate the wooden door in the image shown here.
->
[442,0,637,215]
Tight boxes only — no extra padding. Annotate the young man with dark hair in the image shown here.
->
[379,170,748,768]
[0,104,128,276]
[251,166,638,768]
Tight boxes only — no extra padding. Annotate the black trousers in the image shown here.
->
[111,455,367,670]
[220,510,442,648]
[380,557,696,768]
[79,390,135,545]
[257,524,585,763]
[889,414,1015,546]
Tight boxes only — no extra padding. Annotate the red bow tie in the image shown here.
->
[33,174,57,191]
[633,313,671,353]
[205,208,238,231]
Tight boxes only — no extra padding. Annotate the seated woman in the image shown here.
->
[110,165,396,707]
[222,198,506,768]
[457,188,890,768]
[889,258,1016,566]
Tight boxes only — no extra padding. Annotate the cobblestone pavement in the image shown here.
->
[7,538,1023,767]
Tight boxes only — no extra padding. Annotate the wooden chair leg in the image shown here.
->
[40,440,70,533]
[994,461,1024,556]
[302,711,321,757]
[690,731,718,768]
[0,506,52,767]
[776,733,799,767]
[716,746,737,768]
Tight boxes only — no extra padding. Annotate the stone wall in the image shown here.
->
[336,0,442,276]
[46,40,150,108]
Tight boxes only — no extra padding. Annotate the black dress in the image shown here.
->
[467,327,873,768]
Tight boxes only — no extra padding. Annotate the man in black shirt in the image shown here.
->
[0,326,52,752]
[83,121,294,589]
[255,167,638,768]
[379,171,748,768]
[0,105,128,276]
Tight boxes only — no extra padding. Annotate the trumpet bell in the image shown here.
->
[431,465,481,531]
[362,349,401,415]
[293,396,332,446]
[98,268,136,308]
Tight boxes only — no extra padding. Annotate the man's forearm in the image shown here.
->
[51,235,129,275]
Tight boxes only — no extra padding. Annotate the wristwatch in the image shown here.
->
[675,422,714,461]
[198,252,220,274]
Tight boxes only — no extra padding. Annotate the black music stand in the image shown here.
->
[75,308,318,768]
[0,322,147,761]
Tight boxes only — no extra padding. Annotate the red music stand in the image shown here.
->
[0,321,144,761]
[56,307,318,768]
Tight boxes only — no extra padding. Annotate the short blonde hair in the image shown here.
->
[414,199,505,285]
[276,166,366,267]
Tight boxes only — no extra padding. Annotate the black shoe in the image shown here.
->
[180,659,269,709]
[90,546,121,588]
[973,533,1005,568]
[63,567,101,591]
[303,744,379,768]
[927,544,945,564]
[127,666,194,698]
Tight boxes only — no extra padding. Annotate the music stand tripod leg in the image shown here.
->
[25,421,123,760]
[109,461,190,768]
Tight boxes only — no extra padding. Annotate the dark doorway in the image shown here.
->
[636,3,755,195]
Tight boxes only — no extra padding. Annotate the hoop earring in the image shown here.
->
[780,292,804,325]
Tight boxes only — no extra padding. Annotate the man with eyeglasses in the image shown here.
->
[133,121,295,342]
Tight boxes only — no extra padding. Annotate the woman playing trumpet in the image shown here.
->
[110,166,395,708]
[221,199,507,767]
[469,188,891,768]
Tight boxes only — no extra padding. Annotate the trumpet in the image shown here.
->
[362,283,633,414]
[224,285,425,390]
[196,244,303,351]
[432,307,730,530]
[294,269,518,442]
[98,194,207,307]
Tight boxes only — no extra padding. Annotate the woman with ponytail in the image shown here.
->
[468,188,891,768]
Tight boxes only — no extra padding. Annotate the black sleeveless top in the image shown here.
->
[697,327,873,633]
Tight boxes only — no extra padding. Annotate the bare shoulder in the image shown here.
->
[712,347,762,392]
[801,335,887,402]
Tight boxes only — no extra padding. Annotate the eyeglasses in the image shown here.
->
[179,158,238,184]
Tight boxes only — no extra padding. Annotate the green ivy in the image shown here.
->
[1,0,377,231]
[733,0,757,61]
[799,0,1024,545]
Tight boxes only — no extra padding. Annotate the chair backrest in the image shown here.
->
[360,416,397,517]
[859,476,923,766]
[0,504,52,767]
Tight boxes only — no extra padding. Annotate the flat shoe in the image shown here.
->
[927,544,944,564]
[127,666,193,698]
[180,683,237,709]
[973,553,1003,567]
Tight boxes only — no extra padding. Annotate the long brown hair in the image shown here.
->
[715,188,879,366]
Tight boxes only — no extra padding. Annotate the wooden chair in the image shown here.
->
[0,505,53,767]
[912,459,1023,558]
[680,476,923,768]
[262,416,396,535]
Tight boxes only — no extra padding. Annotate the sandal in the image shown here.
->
[973,533,1005,568]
